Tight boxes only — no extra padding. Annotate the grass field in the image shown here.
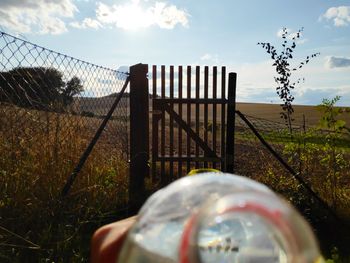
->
[77,95,350,127]
[0,102,349,262]
[174,101,350,127]
[236,102,350,127]
[0,104,130,262]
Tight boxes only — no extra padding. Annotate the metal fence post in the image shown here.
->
[129,63,149,214]
[225,72,237,173]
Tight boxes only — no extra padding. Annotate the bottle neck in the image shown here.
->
[179,195,320,263]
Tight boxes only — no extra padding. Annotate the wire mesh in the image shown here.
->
[0,30,130,192]
[234,111,350,218]
[234,112,288,178]
[235,113,297,159]
[235,112,350,173]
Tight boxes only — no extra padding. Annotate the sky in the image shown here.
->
[0,0,349,105]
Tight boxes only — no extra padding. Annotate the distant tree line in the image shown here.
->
[107,92,157,98]
[0,67,83,111]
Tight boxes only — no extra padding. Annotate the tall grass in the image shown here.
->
[0,105,129,262]
[1,104,350,261]
[236,133,350,259]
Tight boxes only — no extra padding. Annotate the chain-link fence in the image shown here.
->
[234,113,301,172]
[234,109,350,250]
[234,112,350,177]
[0,30,130,199]
[0,31,132,261]
[234,110,350,222]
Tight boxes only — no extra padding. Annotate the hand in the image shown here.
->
[91,216,137,263]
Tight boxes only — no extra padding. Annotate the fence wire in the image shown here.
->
[234,111,350,220]
[235,112,350,172]
[0,30,130,193]
[234,112,290,178]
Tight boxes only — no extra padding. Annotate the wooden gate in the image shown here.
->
[151,65,236,184]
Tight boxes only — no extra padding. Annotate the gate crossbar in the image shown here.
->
[154,99,219,158]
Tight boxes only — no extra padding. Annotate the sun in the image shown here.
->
[115,1,153,31]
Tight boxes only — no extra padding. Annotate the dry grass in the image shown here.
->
[236,102,350,127]
[155,102,350,127]
[0,104,129,262]
[1,102,349,261]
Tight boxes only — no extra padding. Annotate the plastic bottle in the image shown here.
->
[118,172,323,263]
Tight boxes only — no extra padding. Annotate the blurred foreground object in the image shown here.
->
[118,172,324,263]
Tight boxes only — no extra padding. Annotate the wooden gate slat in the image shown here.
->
[212,66,217,169]
[156,156,221,162]
[161,65,166,182]
[151,65,235,181]
[152,65,157,181]
[186,66,191,172]
[152,98,227,103]
[169,65,174,179]
[221,66,226,170]
[195,66,200,168]
[225,73,237,172]
[160,102,218,158]
[178,66,183,178]
[204,66,209,168]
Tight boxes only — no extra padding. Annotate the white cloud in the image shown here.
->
[200,54,212,60]
[93,0,189,30]
[0,0,77,34]
[231,61,275,101]
[200,53,220,64]
[276,27,291,38]
[228,54,350,105]
[296,38,308,45]
[325,56,350,68]
[70,18,102,30]
[276,28,308,44]
[321,6,350,27]
[276,28,300,39]
[152,2,189,29]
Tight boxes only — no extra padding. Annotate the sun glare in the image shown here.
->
[116,1,153,30]
[96,0,188,31]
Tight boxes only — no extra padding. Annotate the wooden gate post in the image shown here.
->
[225,72,237,173]
[129,63,149,213]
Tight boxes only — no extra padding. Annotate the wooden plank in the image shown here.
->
[221,67,226,170]
[169,65,174,180]
[161,65,166,183]
[159,102,218,158]
[195,66,200,168]
[152,65,157,181]
[129,64,149,212]
[152,98,227,104]
[212,66,217,169]
[178,66,183,178]
[186,66,191,172]
[225,72,237,172]
[204,66,209,168]
[155,156,222,162]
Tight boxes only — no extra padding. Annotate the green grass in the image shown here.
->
[235,128,350,152]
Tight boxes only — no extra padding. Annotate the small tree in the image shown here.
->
[283,96,350,211]
[258,27,320,132]
[315,96,349,210]
[317,96,349,132]
[61,76,84,107]
[0,67,83,111]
